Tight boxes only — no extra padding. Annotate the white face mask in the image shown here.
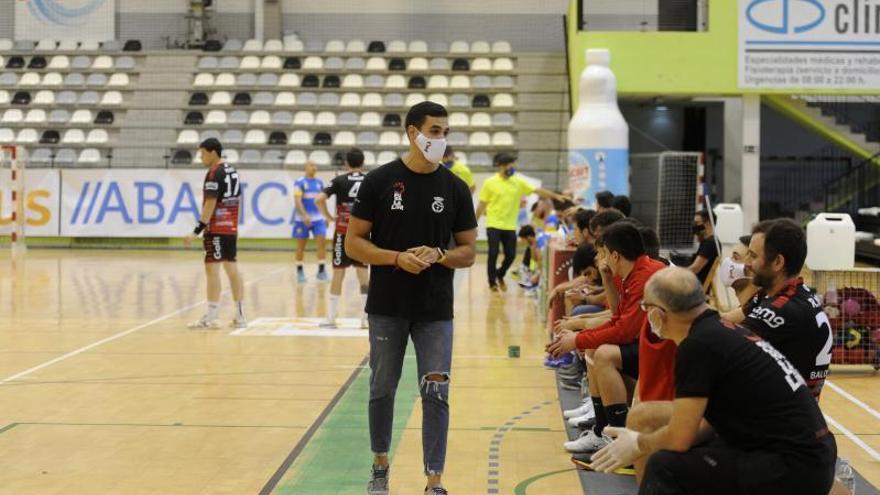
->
[647,308,664,339]
[414,131,447,164]
[719,257,749,287]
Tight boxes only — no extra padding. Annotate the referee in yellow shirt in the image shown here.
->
[476,153,565,291]
[442,146,476,193]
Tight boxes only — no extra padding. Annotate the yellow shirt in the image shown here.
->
[448,160,475,189]
[479,174,536,231]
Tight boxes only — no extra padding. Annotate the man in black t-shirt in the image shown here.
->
[724,218,832,401]
[591,268,836,495]
[316,147,369,328]
[346,102,478,495]
[687,209,718,286]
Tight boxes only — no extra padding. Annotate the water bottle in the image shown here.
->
[836,458,855,494]
[567,48,629,207]
[825,281,839,306]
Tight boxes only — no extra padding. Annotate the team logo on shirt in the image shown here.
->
[748,306,785,328]
[432,197,445,213]
[391,182,405,211]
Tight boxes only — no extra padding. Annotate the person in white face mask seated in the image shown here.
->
[719,235,758,310]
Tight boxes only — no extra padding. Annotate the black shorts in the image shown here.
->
[203,234,237,263]
[619,341,639,380]
[332,232,364,269]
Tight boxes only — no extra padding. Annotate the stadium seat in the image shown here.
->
[193,73,215,87]
[275,92,296,106]
[228,110,248,124]
[447,132,468,146]
[86,129,109,144]
[377,151,397,164]
[449,113,469,127]
[312,132,332,146]
[301,74,319,88]
[48,55,70,70]
[264,39,283,51]
[36,39,57,51]
[342,74,364,88]
[79,91,99,105]
[333,150,346,167]
[303,56,323,70]
[492,113,514,127]
[310,111,332,126]
[367,41,386,53]
[365,75,385,88]
[240,149,262,165]
[203,110,224,124]
[472,75,491,88]
[28,56,47,69]
[55,149,76,166]
[325,57,344,70]
[470,152,491,166]
[172,150,193,165]
[0,39,13,51]
[294,111,315,126]
[428,75,449,89]
[290,130,310,145]
[15,40,36,51]
[216,73,235,86]
[257,73,278,86]
[71,109,93,124]
[115,56,136,70]
[386,75,406,89]
[389,57,408,71]
[384,93,405,107]
[0,128,15,143]
[285,150,308,166]
[318,92,339,107]
[382,113,401,127]
[244,129,266,144]
[233,92,252,105]
[472,112,492,127]
[325,40,345,53]
[337,112,357,126]
[492,132,514,146]
[79,40,99,51]
[409,40,428,53]
[236,73,257,86]
[335,131,356,146]
[0,90,11,105]
[6,56,25,69]
[379,131,400,146]
[298,92,318,106]
[357,131,379,146]
[268,131,288,145]
[0,73,18,86]
[206,91,228,105]
[262,150,283,166]
[12,91,31,105]
[309,150,331,166]
[405,93,426,107]
[40,129,60,144]
[103,91,124,106]
[250,110,270,125]
[366,57,387,71]
[283,39,304,52]
[123,40,142,52]
[177,129,199,144]
[78,148,102,165]
[240,55,260,70]
[493,58,514,71]
[57,40,77,51]
[272,111,293,125]
[19,73,41,86]
[360,112,381,127]
[92,55,113,69]
[34,90,55,105]
[362,93,382,107]
[450,75,470,89]
[250,92,271,106]
[86,73,108,87]
[492,41,512,53]
[340,93,361,107]
[452,58,470,71]
[493,75,514,88]
[284,56,302,69]
[25,109,46,123]
[450,41,469,53]
[243,39,264,52]
[223,149,240,164]
[218,56,239,69]
[2,109,23,123]
[94,110,114,124]
[472,58,491,71]
[278,73,301,88]
[346,40,366,53]
[62,129,85,144]
[30,148,53,166]
[387,40,407,53]
[471,41,491,53]
[492,93,514,107]
[469,132,491,146]
[345,57,366,70]
[48,110,69,123]
[223,129,243,144]
[261,56,282,70]
[71,55,91,69]
[472,94,491,108]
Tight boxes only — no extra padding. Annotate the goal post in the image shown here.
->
[1,145,27,255]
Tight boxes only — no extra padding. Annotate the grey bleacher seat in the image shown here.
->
[337,112,358,126]
[325,57,344,70]
[365,75,385,88]
[384,93,405,107]
[450,94,470,107]
[318,93,339,106]
[493,113,515,126]
[493,75,514,88]
[0,39,12,51]
[15,40,36,51]
[115,56,136,70]
[262,150,283,166]
[223,39,243,51]
[102,40,123,51]
[222,129,243,144]
[253,92,274,105]
[71,56,91,69]
[257,73,278,86]
[236,73,257,86]
[200,129,221,141]
[64,73,86,86]
[79,91,99,105]
[357,131,379,146]
[55,148,76,166]
[79,40,99,51]
[345,57,366,70]
[86,73,108,86]
[0,73,17,86]
[198,57,219,69]
[305,40,324,52]
[470,152,491,166]
[272,111,293,125]
[220,56,239,69]
[30,148,53,166]
[57,91,77,104]
[430,42,449,53]
[473,76,492,88]
[448,132,468,146]
[240,149,261,165]
[48,109,70,123]
[228,111,248,124]
[298,92,318,106]
[430,58,450,71]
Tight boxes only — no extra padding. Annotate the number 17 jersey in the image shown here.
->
[323,171,365,234]
[203,162,241,236]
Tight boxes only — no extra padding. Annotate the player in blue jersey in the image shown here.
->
[293,160,332,282]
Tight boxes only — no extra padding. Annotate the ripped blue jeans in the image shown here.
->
[368,314,453,476]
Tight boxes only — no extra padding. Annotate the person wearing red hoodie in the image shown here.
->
[548,221,666,454]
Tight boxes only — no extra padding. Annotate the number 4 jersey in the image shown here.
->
[741,278,831,400]
[323,171,365,234]
[203,162,241,236]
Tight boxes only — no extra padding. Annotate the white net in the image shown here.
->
[630,152,703,251]
[1,145,27,254]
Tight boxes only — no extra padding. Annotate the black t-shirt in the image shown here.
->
[323,171,366,234]
[351,159,477,321]
[694,235,718,284]
[741,278,831,400]
[676,310,831,463]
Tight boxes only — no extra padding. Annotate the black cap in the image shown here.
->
[199,137,223,156]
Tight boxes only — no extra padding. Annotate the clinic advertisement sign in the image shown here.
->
[15,0,115,42]
[59,169,340,238]
[739,0,880,89]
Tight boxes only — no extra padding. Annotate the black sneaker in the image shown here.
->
[367,465,389,495]
[424,486,448,495]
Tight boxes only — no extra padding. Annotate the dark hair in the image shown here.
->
[638,226,661,260]
[404,101,448,130]
[751,219,776,235]
[572,244,598,276]
[346,147,365,168]
[552,197,575,211]
[199,137,223,157]
[739,234,752,247]
[575,209,596,231]
[589,208,625,234]
[611,195,632,217]
[763,218,807,277]
[596,191,614,209]
[696,209,717,224]
[443,145,455,158]
[493,152,517,167]
[518,224,536,239]
[600,222,646,261]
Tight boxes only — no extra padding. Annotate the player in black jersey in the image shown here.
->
[724,219,832,401]
[316,148,369,328]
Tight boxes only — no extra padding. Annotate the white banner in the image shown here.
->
[15,0,116,42]
[739,0,880,89]
[0,169,60,237]
[60,169,346,238]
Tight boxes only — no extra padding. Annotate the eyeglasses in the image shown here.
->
[639,301,663,313]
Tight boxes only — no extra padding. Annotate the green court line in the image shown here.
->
[273,348,419,495]
[513,468,577,495]
[0,423,18,435]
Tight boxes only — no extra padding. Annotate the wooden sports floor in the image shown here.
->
[0,249,878,495]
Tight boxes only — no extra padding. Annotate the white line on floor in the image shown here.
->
[825,414,880,462]
[826,380,880,422]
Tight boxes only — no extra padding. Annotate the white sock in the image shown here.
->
[235,300,245,320]
[328,295,339,321]
[207,302,219,321]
